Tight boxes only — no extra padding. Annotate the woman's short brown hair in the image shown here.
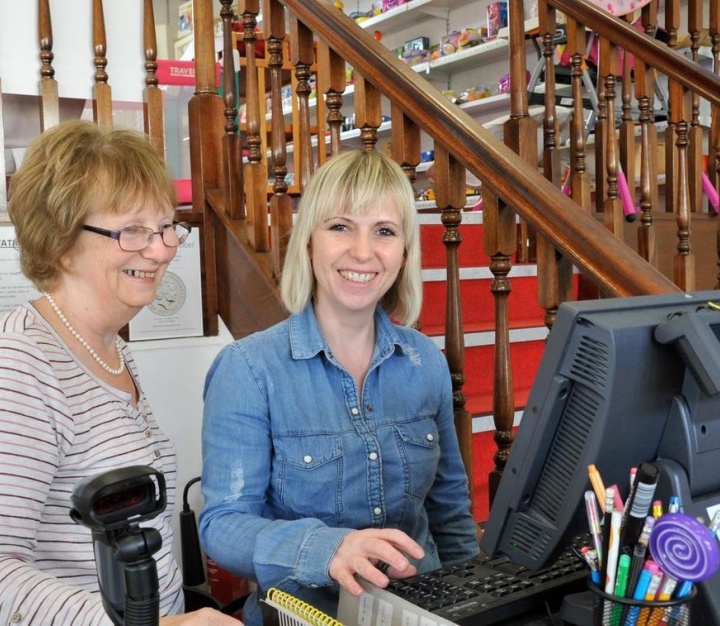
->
[8,120,176,292]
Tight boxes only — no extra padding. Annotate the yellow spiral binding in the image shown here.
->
[265,588,345,626]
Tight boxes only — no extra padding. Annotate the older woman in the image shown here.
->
[200,149,479,626]
[0,120,240,625]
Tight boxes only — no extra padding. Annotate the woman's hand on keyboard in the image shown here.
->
[329,528,425,596]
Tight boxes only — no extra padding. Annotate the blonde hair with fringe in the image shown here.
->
[280,149,422,326]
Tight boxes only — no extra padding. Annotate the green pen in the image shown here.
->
[614,553,631,597]
[610,553,631,626]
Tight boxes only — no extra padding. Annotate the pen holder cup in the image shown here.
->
[588,580,694,626]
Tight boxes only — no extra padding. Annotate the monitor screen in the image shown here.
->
[480,290,720,575]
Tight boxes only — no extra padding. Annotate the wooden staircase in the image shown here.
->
[4,0,720,522]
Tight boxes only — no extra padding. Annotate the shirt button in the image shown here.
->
[368,452,378,461]
[426,433,435,442]
[373,507,382,516]
[154,450,161,459]
[351,407,359,415]
[303,455,313,464]
[145,430,153,438]
[11,613,21,623]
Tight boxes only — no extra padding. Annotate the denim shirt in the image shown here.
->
[199,304,479,626]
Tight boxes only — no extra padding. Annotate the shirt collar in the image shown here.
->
[288,302,407,361]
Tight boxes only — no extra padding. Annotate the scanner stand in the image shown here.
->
[93,524,162,626]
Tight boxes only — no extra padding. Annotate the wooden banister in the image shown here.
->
[279,0,678,298]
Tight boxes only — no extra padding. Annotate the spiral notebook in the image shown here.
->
[263,588,345,626]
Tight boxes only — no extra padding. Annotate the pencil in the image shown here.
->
[588,464,606,511]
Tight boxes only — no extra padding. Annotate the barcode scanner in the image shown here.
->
[70,466,167,626]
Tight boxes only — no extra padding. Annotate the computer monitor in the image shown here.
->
[479,291,720,624]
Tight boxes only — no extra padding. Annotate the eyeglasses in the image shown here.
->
[82,221,191,252]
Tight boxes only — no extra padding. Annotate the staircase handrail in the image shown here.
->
[551,0,720,106]
[280,0,679,298]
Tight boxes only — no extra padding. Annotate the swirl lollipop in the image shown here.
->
[649,512,720,582]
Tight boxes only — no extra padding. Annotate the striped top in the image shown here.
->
[0,303,183,625]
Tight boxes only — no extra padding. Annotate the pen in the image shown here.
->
[581,547,601,586]
[609,553,631,626]
[610,484,624,516]
[709,510,720,539]
[614,553,631,596]
[625,564,653,626]
[588,464,606,511]
[600,487,615,583]
[675,580,693,598]
[653,499,664,519]
[620,462,659,553]
[626,516,654,597]
[668,496,680,513]
[585,490,603,567]
[656,575,677,601]
[604,509,622,595]
[644,561,663,600]
[648,575,678,626]
[636,561,663,626]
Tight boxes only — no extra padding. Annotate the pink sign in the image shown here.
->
[156,59,221,86]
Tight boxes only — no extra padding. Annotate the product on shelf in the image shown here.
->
[486,2,508,40]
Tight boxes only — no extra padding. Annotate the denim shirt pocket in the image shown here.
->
[273,434,343,524]
[393,417,441,499]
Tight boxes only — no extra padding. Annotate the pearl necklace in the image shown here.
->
[43,292,125,376]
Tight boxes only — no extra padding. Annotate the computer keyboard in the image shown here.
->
[338,541,590,626]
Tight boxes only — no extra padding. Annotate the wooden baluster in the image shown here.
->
[482,179,516,503]
[536,2,571,330]
[601,38,624,237]
[92,0,112,128]
[243,1,269,251]
[38,0,59,130]
[634,53,658,265]
[633,2,659,265]
[540,11,561,188]
[711,0,720,287]
[265,0,291,277]
[390,103,420,184]
[710,0,720,194]
[289,17,315,188]
[671,82,695,289]
[353,74,381,153]
[509,0,535,264]
[568,18,591,211]
[665,0,680,214]
[317,40,346,159]
[220,0,243,220]
[143,0,164,155]
[433,144,472,505]
[188,0,224,337]
[687,0,704,212]
[594,34,608,216]
[482,0,528,501]
[618,14,635,221]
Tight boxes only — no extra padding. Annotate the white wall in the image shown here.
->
[0,0,145,102]
[129,322,233,564]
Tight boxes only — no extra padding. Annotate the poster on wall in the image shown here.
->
[128,226,203,341]
[0,225,41,315]
[178,0,193,36]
